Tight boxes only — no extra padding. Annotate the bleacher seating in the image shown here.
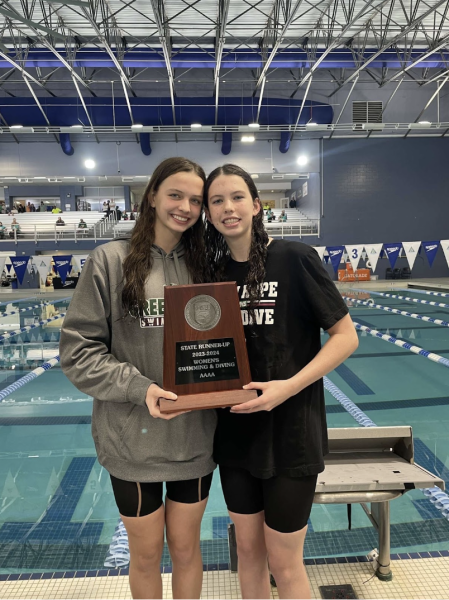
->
[0,212,104,240]
[113,221,135,237]
[113,209,319,238]
[263,208,319,235]
[262,208,312,221]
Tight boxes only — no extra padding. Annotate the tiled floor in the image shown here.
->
[1,558,448,599]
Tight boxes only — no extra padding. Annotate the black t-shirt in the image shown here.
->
[214,240,349,479]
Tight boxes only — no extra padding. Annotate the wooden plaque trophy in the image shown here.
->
[160,282,257,413]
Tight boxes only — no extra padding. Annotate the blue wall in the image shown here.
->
[319,138,449,278]
[290,174,321,219]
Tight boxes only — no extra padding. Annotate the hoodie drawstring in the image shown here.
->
[173,251,184,286]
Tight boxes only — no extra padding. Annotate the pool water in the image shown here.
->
[0,289,448,573]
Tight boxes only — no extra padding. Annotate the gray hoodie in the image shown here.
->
[59,239,217,482]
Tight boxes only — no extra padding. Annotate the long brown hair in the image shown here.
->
[203,164,268,324]
[122,157,207,316]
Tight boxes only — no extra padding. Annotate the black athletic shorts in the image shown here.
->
[219,465,317,534]
[110,472,214,518]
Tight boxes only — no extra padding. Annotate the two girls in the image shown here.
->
[61,157,357,600]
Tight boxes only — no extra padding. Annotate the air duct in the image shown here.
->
[221,132,232,155]
[59,133,74,156]
[279,131,290,154]
[140,132,152,156]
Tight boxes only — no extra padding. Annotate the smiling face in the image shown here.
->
[150,171,204,246]
[206,174,261,242]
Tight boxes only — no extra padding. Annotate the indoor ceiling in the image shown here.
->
[0,0,449,142]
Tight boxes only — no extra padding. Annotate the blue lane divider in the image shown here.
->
[342,295,449,328]
[0,296,38,307]
[323,377,376,427]
[0,355,60,402]
[353,321,449,368]
[397,288,449,299]
[324,376,449,522]
[0,297,70,319]
[0,313,66,342]
[353,289,449,309]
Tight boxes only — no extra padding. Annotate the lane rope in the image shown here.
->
[0,313,66,342]
[342,295,449,327]
[0,297,70,319]
[353,321,449,368]
[352,289,449,310]
[0,355,60,402]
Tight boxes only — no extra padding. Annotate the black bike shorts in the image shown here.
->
[110,472,214,518]
[219,465,317,533]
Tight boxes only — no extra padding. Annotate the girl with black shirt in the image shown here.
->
[204,164,358,599]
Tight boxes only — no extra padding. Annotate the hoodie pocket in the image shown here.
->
[119,405,138,448]
[118,406,161,464]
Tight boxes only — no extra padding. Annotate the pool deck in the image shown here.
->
[1,557,448,599]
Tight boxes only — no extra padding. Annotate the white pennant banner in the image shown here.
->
[313,246,326,261]
[402,241,421,269]
[33,256,53,285]
[345,245,365,272]
[440,240,449,268]
[0,256,6,277]
[71,254,89,272]
[364,244,383,272]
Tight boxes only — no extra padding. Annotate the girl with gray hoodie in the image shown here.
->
[60,158,217,599]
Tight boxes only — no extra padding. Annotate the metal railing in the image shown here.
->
[265,219,320,237]
[2,213,320,243]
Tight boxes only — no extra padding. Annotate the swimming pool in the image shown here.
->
[0,288,448,574]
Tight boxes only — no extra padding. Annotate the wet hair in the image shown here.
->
[122,157,207,317]
[203,164,268,325]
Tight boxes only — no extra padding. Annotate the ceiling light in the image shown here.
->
[63,177,76,179]
[131,124,143,129]
[408,122,432,128]
[71,124,83,128]
[297,155,308,166]
[251,174,259,178]
[4,177,16,180]
[362,123,385,130]
[305,123,329,130]
[248,123,260,128]
[191,123,202,128]
[84,159,96,169]
[241,135,255,142]
[34,176,46,179]
[10,125,23,129]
